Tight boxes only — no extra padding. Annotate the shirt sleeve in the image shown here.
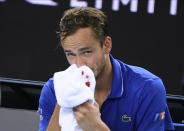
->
[38,78,57,131]
[135,78,174,131]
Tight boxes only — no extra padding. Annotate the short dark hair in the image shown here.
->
[59,7,109,46]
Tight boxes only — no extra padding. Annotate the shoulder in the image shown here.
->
[39,77,56,115]
[117,60,166,98]
[120,60,158,81]
[39,78,56,104]
[38,78,56,131]
[41,78,54,95]
[119,59,162,85]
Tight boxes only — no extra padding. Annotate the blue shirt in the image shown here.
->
[38,55,174,131]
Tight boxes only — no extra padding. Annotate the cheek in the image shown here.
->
[89,55,104,76]
[85,58,98,74]
[66,57,73,65]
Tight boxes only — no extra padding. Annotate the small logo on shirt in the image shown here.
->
[154,111,165,121]
[122,115,131,122]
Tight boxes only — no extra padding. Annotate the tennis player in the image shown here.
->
[38,7,174,131]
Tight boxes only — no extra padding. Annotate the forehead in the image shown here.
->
[62,28,100,49]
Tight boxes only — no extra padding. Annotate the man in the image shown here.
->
[38,7,174,131]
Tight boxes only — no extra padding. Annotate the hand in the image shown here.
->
[73,101,110,131]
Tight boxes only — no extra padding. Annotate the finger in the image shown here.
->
[73,101,92,113]
[74,110,83,122]
[73,107,78,112]
[78,101,91,108]
[73,103,87,112]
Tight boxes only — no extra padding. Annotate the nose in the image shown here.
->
[75,56,85,68]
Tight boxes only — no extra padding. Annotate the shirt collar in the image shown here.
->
[108,54,124,99]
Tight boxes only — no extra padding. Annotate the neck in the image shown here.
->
[95,55,113,93]
[94,55,113,109]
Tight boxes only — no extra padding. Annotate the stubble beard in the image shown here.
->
[95,60,106,81]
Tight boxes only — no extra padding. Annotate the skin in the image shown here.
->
[46,104,60,131]
[47,27,113,131]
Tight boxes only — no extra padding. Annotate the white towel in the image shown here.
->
[53,64,96,131]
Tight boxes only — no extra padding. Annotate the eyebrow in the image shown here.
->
[79,47,91,51]
[64,50,71,53]
[64,47,91,53]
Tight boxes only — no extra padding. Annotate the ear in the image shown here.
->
[104,36,112,54]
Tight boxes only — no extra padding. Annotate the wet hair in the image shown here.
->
[59,7,109,47]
